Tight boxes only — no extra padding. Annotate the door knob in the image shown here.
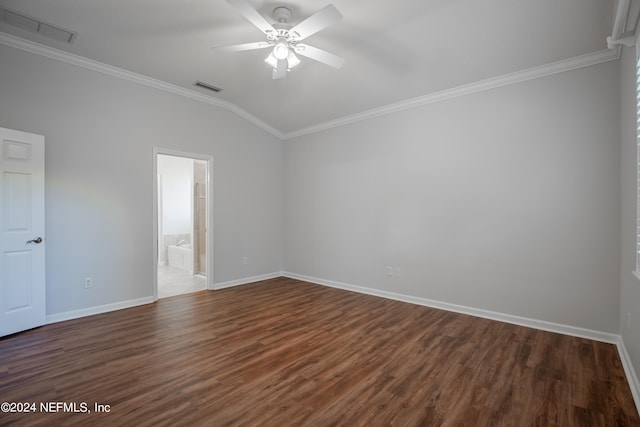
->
[26,237,43,244]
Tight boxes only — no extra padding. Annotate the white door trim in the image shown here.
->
[152,147,214,300]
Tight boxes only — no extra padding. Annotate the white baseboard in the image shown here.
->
[46,296,155,324]
[617,339,640,412]
[282,272,619,343]
[213,271,284,290]
[44,272,284,324]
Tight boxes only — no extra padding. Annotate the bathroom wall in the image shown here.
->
[194,160,207,275]
[158,154,194,264]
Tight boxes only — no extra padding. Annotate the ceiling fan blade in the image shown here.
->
[227,0,277,37]
[214,41,272,52]
[272,59,287,79]
[289,4,342,41]
[294,44,345,69]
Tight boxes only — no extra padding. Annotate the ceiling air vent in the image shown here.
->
[193,81,222,93]
[1,8,76,43]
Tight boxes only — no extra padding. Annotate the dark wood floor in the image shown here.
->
[0,277,638,426]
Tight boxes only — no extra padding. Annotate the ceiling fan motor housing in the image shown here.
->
[273,7,292,23]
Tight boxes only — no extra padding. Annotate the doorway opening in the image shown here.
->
[153,149,213,299]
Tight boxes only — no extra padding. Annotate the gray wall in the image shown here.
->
[284,60,621,333]
[0,43,284,316]
[620,44,640,381]
[0,39,628,342]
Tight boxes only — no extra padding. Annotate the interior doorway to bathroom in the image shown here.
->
[153,149,213,299]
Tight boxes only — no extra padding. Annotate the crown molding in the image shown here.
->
[0,31,620,142]
[612,0,631,40]
[0,32,284,140]
[283,48,620,140]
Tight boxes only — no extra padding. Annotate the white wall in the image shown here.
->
[0,43,284,316]
[159,155,193,236]
[284,60,621,333]
[620,44,640,380]
[0,37,625,338]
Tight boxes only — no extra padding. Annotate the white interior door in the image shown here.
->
[0,127,45,337]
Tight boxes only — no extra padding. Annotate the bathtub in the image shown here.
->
[168,244,193,273]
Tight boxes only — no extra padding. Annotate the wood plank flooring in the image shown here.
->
[0,277,638,426]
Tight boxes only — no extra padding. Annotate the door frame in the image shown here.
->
[152,147,213,301]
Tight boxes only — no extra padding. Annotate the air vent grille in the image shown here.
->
[193,81,222,93]
[1,8,76,43]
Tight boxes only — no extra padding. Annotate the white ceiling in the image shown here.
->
[0,0,616,135]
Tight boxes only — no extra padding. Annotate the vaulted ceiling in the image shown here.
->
[0,1,619,137]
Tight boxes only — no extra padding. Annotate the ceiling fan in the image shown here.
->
[215,0,345,79]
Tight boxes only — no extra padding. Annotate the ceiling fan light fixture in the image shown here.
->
[273,42,289,60]
[264,51,278,68]
[287,51,300,69]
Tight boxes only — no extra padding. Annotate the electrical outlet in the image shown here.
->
[243,256,248,266]
[84,277,93,289]
[386,266,393,277]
